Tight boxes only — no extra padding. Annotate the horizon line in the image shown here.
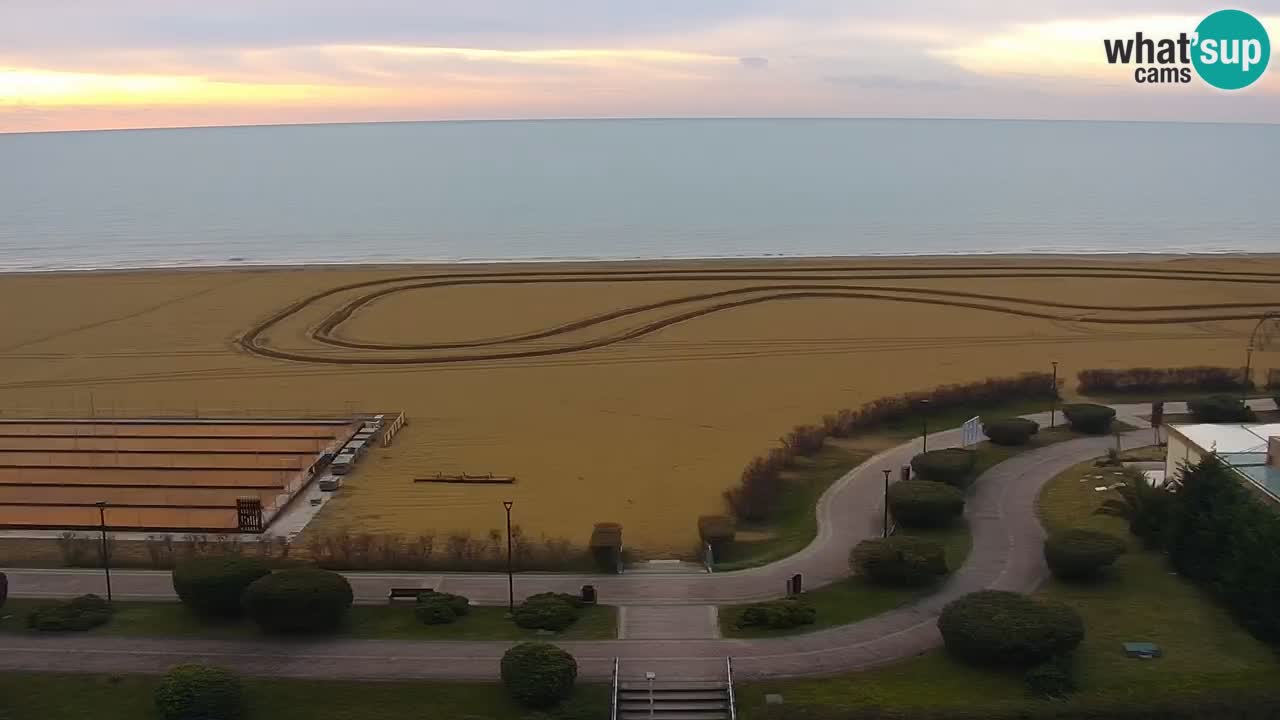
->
[4,114,1279,138]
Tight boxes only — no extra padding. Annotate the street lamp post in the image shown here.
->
[503,500,514,614]
[882,469,892,538]
[919,399,930,453]
[1244,343,1254,402]
[96,501,112,603]
[1050,361,1059,429]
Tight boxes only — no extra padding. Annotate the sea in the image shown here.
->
[0,118,1275,272]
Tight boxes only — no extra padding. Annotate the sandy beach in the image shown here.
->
[0,255,1277,555]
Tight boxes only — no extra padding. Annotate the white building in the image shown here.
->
[1165,423,1280,501]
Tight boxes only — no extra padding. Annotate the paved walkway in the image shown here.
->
[1,400,1272,681]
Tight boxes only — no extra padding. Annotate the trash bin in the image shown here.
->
[581,584,597,604]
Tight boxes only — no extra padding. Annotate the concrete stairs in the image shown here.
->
[617,680,731,720]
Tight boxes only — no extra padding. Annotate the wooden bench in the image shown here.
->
[387,587,432,603]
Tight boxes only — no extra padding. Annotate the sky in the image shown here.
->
[1,1,1277,133]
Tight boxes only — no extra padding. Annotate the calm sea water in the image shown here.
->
[0,119,1275,271]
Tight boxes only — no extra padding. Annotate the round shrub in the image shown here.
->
[414,595,458,625]
[887,480,964,528]
[1024,657,1076,699]
[525,591,585,609]
[734,599,815,630]
[1061,403,1116,435]
[938,590,1084,666]
[1188,395,1256,423]
[420,591,470,617]
[911,448,977,487]
[500,642,578,709]
[1044,528,1126,581]
[154,664,245,720]
[241,568,353,633]
[172,555,270,618]
[513,596,579,632]
[851,536,948,587]
[26,594,113,632]
[982,417,1040,446]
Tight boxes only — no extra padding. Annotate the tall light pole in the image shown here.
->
[1243,343,1254,402]
[96,501,112,603]
[882,469,892,538]
[919,399,930,454]
[503,500,514,614]
[1050,361,1059,429]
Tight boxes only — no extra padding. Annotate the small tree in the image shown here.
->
[501,642,578,709]
[1094,470,1175,547]
[154,664,245,720]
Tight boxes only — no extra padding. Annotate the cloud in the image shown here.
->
[738,56,769,70]
[824,74,970,92]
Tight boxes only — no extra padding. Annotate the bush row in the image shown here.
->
[1077,365,1250,395]
[1187,395,1256,423]
[50,526,592,573]
[26,593,112,632]
[725,373,1058,523]
[735,598,816,630]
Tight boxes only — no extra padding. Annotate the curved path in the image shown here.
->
[238,265,1280,365]
[1,401,1223,682]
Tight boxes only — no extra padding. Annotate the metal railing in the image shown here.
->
[726,656,738,720]
[610,657,620,720]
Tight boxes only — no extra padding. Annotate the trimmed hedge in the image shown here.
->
[735,599,816,630]
[1078,365,1250,395]
[513,595,579,632]
[154,664,245,720]
[730,373,1058,522]
[500,642,578,709]
[171,555,270,618]
[981,417,1039,446]
[698,515,735,553]
[241,568,353,633]
[850,536,947,587]
[1188,395,1256,423]
[588,523,622,574]
[414,593,468,625]
[26,594,112,632]
[1061,403,1116,434]
[887,481,964,528]
[910,448,977,487]
[937,590,1084,666]
[1044,528,1126,581]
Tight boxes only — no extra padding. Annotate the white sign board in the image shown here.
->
[961,416,984,448]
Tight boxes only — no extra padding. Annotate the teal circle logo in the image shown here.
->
[1192,9,1271,90]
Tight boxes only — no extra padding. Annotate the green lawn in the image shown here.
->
[720,524,970,638]
[712,443,873,572]
[711,403,1082,573]
[0,599,616,641]
[738,450,1280,717]
[0,672,608,720]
